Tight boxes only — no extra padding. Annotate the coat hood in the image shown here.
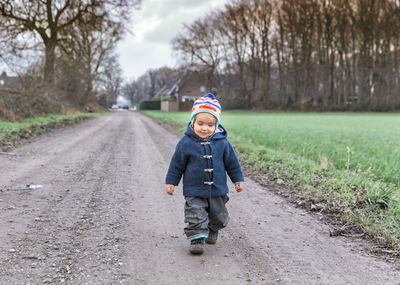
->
[184,122,227,141]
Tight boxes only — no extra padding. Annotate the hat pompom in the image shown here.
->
[204,93,216,100]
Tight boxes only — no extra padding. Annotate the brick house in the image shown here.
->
[161,68,215,111]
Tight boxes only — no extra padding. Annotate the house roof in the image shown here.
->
[154,85,169,98]
[167,69,192,96]
[167,67,216,98]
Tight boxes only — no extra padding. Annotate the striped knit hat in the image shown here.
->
[190,93,221,126]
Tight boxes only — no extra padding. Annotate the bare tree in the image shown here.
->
[0,0,139,92]
[241,0,273,107]
[98,54,123,107]
[172,12,224,90]
[57,11,124,105]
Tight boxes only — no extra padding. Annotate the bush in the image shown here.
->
[139,100,161,110]
[0,91,62,121]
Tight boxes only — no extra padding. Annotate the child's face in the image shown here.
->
[193,113,216,139]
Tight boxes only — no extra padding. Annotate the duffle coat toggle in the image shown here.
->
[203,155,212,159]
[201,139,215,200]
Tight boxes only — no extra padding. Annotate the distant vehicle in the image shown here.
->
[121,105,129,110]
[110,104,118,110]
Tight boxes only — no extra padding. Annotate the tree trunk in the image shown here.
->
[44,40,57,93]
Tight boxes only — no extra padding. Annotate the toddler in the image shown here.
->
[165,93,244,254]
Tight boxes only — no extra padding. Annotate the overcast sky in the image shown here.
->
[117,0,227,81]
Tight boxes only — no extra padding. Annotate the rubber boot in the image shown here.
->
[190,238,205,254]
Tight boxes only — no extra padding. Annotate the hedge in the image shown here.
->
[139,100,161,110]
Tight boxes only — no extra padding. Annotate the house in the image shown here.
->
[0,71,17,88]
[161,67,216,111]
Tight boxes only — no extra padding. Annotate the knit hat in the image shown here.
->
[190,93,221,126]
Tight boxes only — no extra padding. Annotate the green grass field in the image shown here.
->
[144,110,400,249]
[145,111,400,184]
[0,113,101,146]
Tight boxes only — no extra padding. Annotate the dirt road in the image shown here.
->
[0,111,399,284]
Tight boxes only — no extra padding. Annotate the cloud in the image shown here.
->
[118,38,175,80]
[143,11,193,44]
[118,0,227,79]
[141,0,225,43]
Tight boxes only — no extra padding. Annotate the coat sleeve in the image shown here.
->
[223,140,244,183]
[165,140,187,185]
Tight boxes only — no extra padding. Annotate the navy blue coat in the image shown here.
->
[166,123,244,198]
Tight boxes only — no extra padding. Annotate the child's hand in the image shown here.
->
[166,184,175,195]
[235,182,244,192]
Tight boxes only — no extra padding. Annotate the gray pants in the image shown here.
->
[184,195,230,240]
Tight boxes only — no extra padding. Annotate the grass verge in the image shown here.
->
[143,110,400,254]
[0,113,102,149]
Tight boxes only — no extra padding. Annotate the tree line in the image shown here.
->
[0,0,140,116]
[170,0,400,110]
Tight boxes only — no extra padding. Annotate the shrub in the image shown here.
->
[139,100,161,110]
[0,91,63,121]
